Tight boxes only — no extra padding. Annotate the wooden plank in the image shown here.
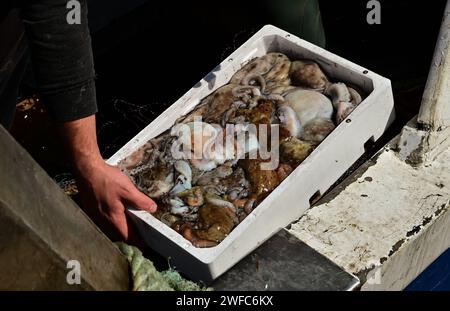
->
[0,125,129,290]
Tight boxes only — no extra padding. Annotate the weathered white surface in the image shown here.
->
[364,200,450,290]
[399,2,450,165]
[417,0,450,129]
[397,118,427,164]
[398,118,450,166]
[289,140,450,290]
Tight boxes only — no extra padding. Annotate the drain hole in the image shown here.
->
[364,136,376,152]
[309,190,322,206]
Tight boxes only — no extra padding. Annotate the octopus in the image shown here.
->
[300,118,335,143]
[181,84,238,124]
[280,137,316,165]
[177,186,204,207]
[180,203,235,248]
[325,82,363,124]
[120,52,367,248]
[278,89,335,143]
[289,60,329,91]
[239,158,281,202]
[194,163,234,185]
[126,137,176,199]
[289,60,364,124]
[134,163,174,199]
[230,52,291,90]
[236,98,275,127]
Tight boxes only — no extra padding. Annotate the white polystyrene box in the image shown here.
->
[107,25,395,283]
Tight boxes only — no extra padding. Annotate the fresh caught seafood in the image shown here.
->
[280,137,315,165]
[119,52,365,248]
[181,203,236,248]
[230,52,291,88]
[240,158,281,202]
[289,60,329,91]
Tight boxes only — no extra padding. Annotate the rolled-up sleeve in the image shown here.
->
[20,0,97,122]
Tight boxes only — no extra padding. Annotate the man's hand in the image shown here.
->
[59,115,157,243]
[76,158,157,241]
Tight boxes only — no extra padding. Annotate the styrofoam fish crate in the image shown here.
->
[107,25,395,282]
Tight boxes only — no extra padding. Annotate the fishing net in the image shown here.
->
[116,242,212,291]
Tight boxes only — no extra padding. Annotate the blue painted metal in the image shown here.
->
[406,248,450,291]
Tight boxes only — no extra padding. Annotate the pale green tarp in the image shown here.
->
[116,242,212,291]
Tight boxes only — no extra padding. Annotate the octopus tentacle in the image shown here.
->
[242,74,266,93]
[181,225,219,248]
[348,87,362,106]
[265,93,285,102]
[170,204,190,216]
[205,195,236,213]
[221,106,238,127]
[244,198,256,215]
[325,82,352,109]
[232,85,261,99]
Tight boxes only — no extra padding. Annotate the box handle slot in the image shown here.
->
[364,136,376,152]
[309,190,322,206]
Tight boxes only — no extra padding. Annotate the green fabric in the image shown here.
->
[116,242,211,291]
[266,0,326,48]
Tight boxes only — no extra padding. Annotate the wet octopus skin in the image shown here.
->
[121,52,365,248]
[181,203,236,247]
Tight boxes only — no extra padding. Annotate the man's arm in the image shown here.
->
[60,115,156,241]
[20,0,156,241]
